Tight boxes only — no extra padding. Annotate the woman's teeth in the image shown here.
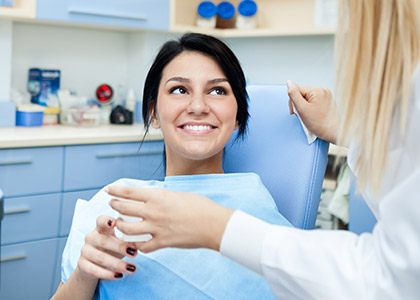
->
[183,124,212,131]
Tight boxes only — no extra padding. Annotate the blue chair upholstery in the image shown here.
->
[224,85,329,229]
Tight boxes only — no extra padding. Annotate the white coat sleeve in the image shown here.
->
[221,66,420,300]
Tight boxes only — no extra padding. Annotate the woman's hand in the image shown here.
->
[287,80,340,144]
[76,215,138,281]
[107,185,234,253]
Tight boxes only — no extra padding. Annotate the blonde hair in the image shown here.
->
[335,0,420,193]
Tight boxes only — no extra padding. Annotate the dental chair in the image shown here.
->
[224,84,329,229]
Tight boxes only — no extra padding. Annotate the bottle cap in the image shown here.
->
[217,1,235,20]
[238,0,258,17]
[197,1,217,19]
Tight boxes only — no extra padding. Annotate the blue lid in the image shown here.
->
[217,1,235,20]
[238,0,258,17]
[197,1,217,19]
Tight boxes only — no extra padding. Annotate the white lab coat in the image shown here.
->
[220,65,420,299]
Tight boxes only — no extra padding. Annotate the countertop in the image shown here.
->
[0,124,163,149]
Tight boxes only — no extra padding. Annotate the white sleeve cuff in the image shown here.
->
[220,210,270,275]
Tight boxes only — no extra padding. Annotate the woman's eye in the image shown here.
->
[209,87,226,96]
[170,87,187,95]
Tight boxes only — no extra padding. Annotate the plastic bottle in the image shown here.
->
[196,1,217,28]
[236,0,258,30]
[216,1,236,29]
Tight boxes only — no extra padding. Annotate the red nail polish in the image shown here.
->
[126,264,136,272]
[114,272,123,278]
[126,247,137,256]
[107,219,113,227]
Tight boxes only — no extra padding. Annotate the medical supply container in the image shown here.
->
[216,1,236,29]
[196,1,217,28]
[236,0,258,29]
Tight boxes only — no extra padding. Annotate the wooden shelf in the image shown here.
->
[170,0,336,38]
[0,0,36,19]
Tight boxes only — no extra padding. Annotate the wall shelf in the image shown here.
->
[0,0,35,19]
[170,0,336,38]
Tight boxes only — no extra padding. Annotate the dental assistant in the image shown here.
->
[108,1,420,299]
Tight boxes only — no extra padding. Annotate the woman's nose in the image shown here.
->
[186,94,210,115]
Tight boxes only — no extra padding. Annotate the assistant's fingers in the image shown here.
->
[105,185,166,204]
[109,198,148,219]
[115,219,154,236]
[287,80,309,112]
[136,238,164,254]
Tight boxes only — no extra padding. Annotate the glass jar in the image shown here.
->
[236,0,258,30]
[216,1,236,29]
[196,1,217,28]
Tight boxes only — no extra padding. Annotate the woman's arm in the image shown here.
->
[51,215,138,300]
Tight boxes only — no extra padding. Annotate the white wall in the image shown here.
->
[0,20,12,102]
[11,24,335,102]
[12,23,130,99]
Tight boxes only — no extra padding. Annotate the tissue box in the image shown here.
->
[28,68,61,106]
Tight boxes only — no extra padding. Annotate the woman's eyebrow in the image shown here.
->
[166,76,190,84]
[208,78,228,84]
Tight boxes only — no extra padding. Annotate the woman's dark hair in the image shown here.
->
[142,32,249,140]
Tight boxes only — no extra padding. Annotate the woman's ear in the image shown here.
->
[150,109,160,129]
[235,121,240,130]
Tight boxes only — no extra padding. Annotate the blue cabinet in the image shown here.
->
[0,147,63,197]
[1,239,57,300]
[2,193,61,245]
[0,140,164,299]
[36,0,170,30]
[64,142,164,191]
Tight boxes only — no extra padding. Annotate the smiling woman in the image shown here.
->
[52,33,291,300]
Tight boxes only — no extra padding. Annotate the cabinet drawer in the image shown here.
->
[64,141,164,191]
[1,239,57,300]
[37,0,170,30]
[60,189,98,237]
[1,193,60,245]
[0,147,63,197]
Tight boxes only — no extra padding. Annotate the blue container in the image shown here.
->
[197,1,217,19]
[16,110,44,127]
[238,0,258,17]
[217,1,235,20]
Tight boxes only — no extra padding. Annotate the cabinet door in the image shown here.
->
[60,189,98,236]
[64,141,164,191]
[1,238,57,300]
[2,193,60,245]
[0,147,63,197]
[36,0,170,30]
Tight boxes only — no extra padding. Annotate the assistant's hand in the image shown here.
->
[107,185,234,253]
[76,215,138,281]
[287,80,340,144]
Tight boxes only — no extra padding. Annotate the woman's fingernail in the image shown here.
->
[107,219,113,227]
[126,264,136,272]
[114,272,123,278]
[126,247,137,256]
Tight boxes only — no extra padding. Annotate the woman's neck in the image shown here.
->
[165,153,224,176]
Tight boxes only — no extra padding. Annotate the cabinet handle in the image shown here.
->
[4,205,31,216]
[96,150,162,159]
[1,253,27,263]
[0,158,33,166]
[68,7,148,21]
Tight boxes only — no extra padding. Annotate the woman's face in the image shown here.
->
[152,51,238,175]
